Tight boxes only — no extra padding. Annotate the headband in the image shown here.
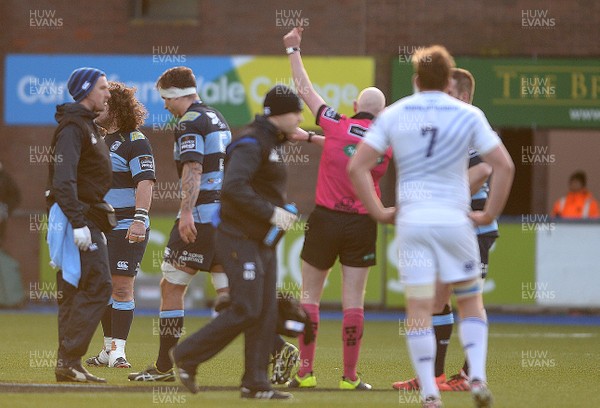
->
[158,86,197,98]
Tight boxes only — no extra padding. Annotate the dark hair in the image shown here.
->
[104,81,148,132]
[412,45,455,91]
[570,171,587,186]
[156,66,196,90]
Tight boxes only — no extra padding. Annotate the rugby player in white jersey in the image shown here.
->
[348,45,514,408]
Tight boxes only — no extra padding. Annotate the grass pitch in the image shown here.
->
[0,312,598,407]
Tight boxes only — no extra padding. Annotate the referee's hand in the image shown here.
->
[283,26,304,48]
[178,210,197,244]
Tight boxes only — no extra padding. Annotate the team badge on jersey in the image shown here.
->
[179,111,201,123]
[130,131,146,141]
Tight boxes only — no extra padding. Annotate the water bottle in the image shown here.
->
[263,203,298,247]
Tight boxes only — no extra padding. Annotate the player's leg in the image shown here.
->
[154,263,194,374]
[394,280,451,391]
[129,221,198,381]
[442,233,496,392]
[108,274,135,367]
[440,222,492,406]
[108,229,148,368]
[432,283,453,380]
[210,264,230,312]
[86,228,126,368]
[461,233,496,377]
[398,224,441,405]
[453,279,492,406]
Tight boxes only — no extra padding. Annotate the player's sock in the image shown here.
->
[156,310,184,372]
[342,307,364,381]
[459,316,488,382]
[432,305,454,377]
[112,299,135,343]
[297,303,319,377]
[272,334,286,355]
[406,326,439,399]
[101,300,113,339]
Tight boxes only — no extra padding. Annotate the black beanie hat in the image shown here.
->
[263,85,303,116]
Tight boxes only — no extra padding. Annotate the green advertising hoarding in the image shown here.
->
[39,220,535,308]
[392,58,600,128]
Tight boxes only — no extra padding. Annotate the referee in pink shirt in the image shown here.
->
[283,27,391,390]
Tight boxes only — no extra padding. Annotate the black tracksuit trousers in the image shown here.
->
[174,229,277,391]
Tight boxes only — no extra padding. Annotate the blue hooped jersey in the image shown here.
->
[104,130,156,230]
[173,101,232,224]
[468,148,498,236]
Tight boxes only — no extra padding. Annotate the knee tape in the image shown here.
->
[210,272,229,290]
[161,261,194,286]
[452,278,483,299]
[404,283,435,299]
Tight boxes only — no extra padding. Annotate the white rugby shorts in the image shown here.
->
[396,221,481,286]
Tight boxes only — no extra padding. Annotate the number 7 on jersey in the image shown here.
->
[421,126,438,157]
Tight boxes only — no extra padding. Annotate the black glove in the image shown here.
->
[276,294,314,345]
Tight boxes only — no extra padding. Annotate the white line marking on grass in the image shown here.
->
[490,333,595,338]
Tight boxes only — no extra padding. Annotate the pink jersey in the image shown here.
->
[315,105,392,214]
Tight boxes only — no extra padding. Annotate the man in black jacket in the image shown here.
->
[171,85,302,400]
[46,67,113,383]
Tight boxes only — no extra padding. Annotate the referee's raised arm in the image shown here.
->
[284,27,326,117]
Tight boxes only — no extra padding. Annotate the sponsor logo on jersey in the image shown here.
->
[322,107,341,122]
[348,124,367,138]
[180,135,197,153]
[117,260,129,270]
[110,141,122,151]
[138,155,155,171]
[179,111,201,123]
[130,131,146,141]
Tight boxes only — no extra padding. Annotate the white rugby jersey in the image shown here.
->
[364,91,500,224]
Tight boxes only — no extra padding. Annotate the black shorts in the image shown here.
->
[477,232,497,279]
[106,228,149,277]
[301,206,377,270]
[163,220,219,272]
